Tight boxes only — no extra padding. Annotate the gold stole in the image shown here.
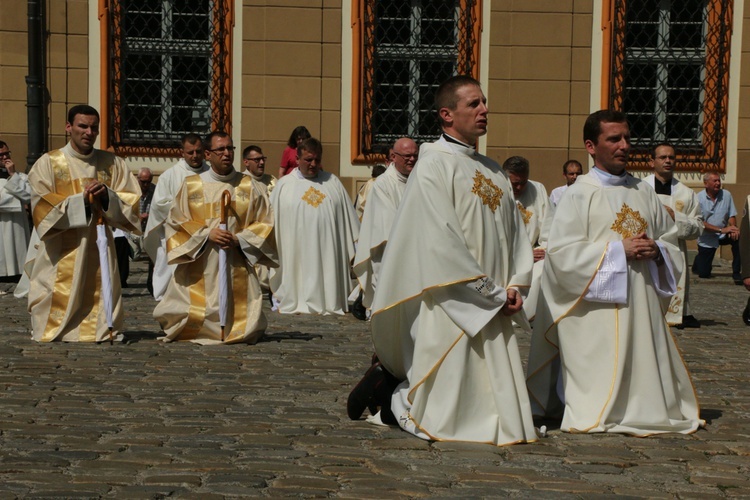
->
[40,150,115,342]
[179,175,255,340]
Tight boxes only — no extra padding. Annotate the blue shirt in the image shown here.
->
[697,189,737,248]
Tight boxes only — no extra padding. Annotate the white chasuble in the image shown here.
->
[270,170,359,315]
[143,159,209,300]
[643,175,703,324]
[27,144,141,342]
[371,137,537,446]
[352,164,406,308]
[0,172,31,276]
[153,170,277,344]
[526,171,703,436]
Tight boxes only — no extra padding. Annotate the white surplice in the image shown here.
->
[0,172,31,276]
[153,169,277,344]
[371,137,537,446]
[643,174,703,324]
[352,163,407,308]
[526,169,703,436]
[270,168,359,315]
[27,144,141,342]
[143,159,209,300]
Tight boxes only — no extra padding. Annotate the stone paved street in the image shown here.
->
[0,260,748,498]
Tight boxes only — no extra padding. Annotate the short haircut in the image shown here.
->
[297,137,323,157]
[502,156,530,176]
[583,109,628,145]
[67,105,99,124]
[703,171,720,182]
[205,130,231,150]
[650,142,675,158]
[181,133,203,147]
[371,164,387,178]
[243,145,263,158]
[287,126,311,148]
[562,159,582,174]
[0,140,7,150]
[138,167,153,178]
[435,75,482,126]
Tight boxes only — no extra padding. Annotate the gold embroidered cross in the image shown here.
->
[471,171,503,212]
[302,186,326,207]
[516,202,532,225]
[611,202,648,238]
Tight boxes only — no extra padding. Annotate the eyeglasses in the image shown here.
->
[207,146,236,154]
[0,151,11,158]
[393,151,417,160]
[245,156,267,162]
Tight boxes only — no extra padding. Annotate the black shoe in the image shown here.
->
[348,362,387,420]
[743,298,750,326]
[351,293,367,321]
[681,315,700,329]
[735,280,744,286]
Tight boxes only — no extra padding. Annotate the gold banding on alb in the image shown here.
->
[182,253,208,340]
[168,176,206,252]
[302,186,326,207]
[516,202,532,225]
[33,150,76,228]
[225,259,250,342]
[610,202,648,239]
[471,170,503,212]
[78,261,103,342]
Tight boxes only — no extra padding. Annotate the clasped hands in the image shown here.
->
[209,228,238,249]
[83,179,109,206]
[623,232,660,262]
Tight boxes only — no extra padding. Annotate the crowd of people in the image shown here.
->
[2,75,748,446]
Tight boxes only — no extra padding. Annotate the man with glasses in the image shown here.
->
[144,133,209,300]
[154,131,277,343]
[27,105,141,342]
[270,137,359,315]
[242,145,276,194]
[353,137,417,312]
[0,140,31,279]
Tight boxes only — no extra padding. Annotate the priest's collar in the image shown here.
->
[207,166,237,182]
[294,167,320,181]
[592,166,629,186]
[440,134,476,156]
[64,142,95,161]
[189,160,208,174]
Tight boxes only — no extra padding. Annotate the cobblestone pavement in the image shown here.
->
[0,260,748,498]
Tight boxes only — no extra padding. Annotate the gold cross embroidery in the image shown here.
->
[471,171,503,212]
[516,202,532,225]
[611,202,648,238]
[302,186,326,207]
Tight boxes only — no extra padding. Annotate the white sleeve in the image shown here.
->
[584,241,628,304]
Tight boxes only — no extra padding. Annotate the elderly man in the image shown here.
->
[526,110,702,436]
[270,138,359,315]
[153,131,276,344]
[548,159,583,207]
[352,137,417,310]
[27,105,141,342]
[356,76,536,445]
[144,133,210,300]
[643,143,703,329]
[692,172,741,283]
[0,140,31,278]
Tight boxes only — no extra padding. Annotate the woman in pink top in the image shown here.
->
[279,125,311,177]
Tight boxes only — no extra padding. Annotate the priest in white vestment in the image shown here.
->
[154,132,277,344]
[270,138,359,315]
[0,141,31,276]
[242,145,276,293]
[370,76,537,445]
[526,110,703,436]
[643,143,703,328]
[353,137,417,309]
[144,134,210,300]
[548,159,583,207]
[27,105,141,342]
[501,156,548,319]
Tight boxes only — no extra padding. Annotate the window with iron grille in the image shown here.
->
[609,0,732,171]
[357,0,480,158]
[106,0,232,156]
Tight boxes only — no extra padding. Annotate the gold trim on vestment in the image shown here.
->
[245,221,273,240]
[79,259,102,342]
[226,254,249,342]
[471,170,503,212]
[610,202,648,238]
[409,413,537,446]
[33,150,78,228]
[516,202,532,225]
[371,274,487,316]
[41,233,79,342]
[407,331,466,406]
[183,252,208,339]
[302,186,326,207]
